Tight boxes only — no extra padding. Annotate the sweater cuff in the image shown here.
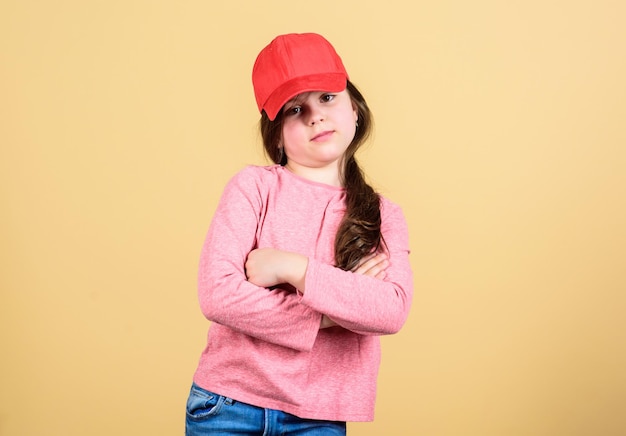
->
[301,257,325,307]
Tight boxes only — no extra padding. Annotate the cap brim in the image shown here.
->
[263,73,347,121]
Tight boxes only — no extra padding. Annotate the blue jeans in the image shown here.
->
[185,383,347,435]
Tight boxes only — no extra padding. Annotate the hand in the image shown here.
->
[352,251,389,280]
[320,315,338,329]
[245,248,308,289]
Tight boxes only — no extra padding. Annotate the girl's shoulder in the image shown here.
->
[233,163,280,177]
[226,164,282,189]
[379,194,403,214]
[378,194,408,225]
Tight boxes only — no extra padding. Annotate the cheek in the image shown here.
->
[340,111,358,135]
[281,123,301,147]
[281,126,291,147]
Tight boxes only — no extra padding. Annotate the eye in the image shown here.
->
[284,106,302,116]
[321,94,335,103]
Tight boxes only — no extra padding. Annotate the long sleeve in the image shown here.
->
[197,168,321,351]
[192,165,414,422]
[300,200,413,335]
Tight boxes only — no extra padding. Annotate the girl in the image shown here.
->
[186,33,413,435]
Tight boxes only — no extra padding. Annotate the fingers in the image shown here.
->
[352,252,379,270]
[352,252,389,279]
[352,252,384,273]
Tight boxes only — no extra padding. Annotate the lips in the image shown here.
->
[311,130,334,142]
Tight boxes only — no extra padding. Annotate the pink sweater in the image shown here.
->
[193,165,413,422]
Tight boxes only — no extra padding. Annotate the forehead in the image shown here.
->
[285,91,320,105]
[284,89,349,107]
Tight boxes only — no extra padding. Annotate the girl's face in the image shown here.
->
[280,89,358,185]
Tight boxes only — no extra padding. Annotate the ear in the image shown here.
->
[352,102,359,123]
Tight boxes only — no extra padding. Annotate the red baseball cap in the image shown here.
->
[252,33,349,121]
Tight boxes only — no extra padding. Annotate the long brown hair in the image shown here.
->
[259,81,382,271]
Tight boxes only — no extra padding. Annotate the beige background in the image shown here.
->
[1,0,625,435]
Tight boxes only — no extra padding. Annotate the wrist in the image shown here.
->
[282,252,308,292]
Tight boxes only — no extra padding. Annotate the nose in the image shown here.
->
[306,104,325,125]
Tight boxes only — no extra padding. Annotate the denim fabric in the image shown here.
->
[185,383,347,435]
